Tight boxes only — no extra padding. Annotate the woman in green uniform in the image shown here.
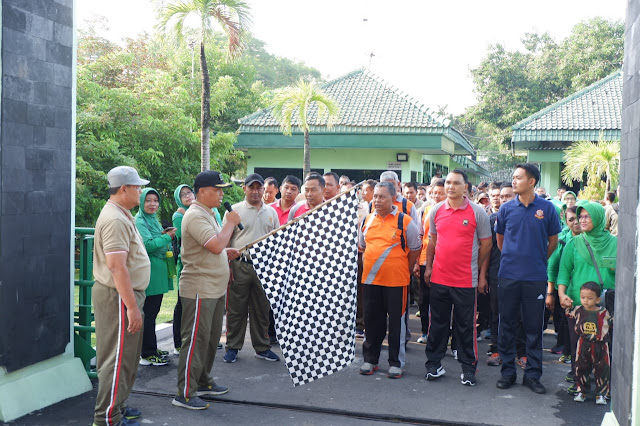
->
[136,188,175,366]
[557,202,617,394]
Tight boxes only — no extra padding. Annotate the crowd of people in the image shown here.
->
[90,163,618,426]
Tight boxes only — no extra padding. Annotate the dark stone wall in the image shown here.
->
[612,0,640,423]
[0,0,73,372]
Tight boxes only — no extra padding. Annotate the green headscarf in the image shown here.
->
[561,191,578,205]
[135,188,166,257]
[172,183,221,224]
[574,202,617,268]
[174,184,192,210]
[173,184,193,222]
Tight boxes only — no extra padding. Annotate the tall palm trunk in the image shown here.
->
[303,129,310,178]
[200,39,211,171]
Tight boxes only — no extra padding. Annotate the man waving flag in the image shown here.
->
[248,189,359,386]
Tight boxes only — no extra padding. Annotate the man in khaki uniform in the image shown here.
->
[173,171,242,411]
[93,166,151,426]
[223,173,280,363]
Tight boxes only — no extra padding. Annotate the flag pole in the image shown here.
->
[237,180,365,252]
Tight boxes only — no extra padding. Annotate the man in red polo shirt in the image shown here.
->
[270,175,301,225]
[288,173,325,220]
[424,169,492,386]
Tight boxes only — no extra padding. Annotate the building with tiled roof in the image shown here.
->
[236,69,488,184]
[511,70,622,193]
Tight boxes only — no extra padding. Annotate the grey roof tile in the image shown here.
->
[512,71,622,143]
[239,69,449,130]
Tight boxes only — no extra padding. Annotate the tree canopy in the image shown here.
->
[76,19,322,226]
[462,17,624,149]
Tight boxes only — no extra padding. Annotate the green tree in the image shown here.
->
[464,17,624,145]
[271,80,340,177]
[562,140,620,193]
[157,0,252,171]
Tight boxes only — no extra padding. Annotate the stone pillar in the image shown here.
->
[0,0,91,422]
[603,0,640,424]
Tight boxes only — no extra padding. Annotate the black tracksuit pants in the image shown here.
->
[498,278,547,380]
[418,265,430,335]
[363,285,408,368]
[425,283,477,374]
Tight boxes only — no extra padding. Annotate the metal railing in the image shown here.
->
[74,227,96,378]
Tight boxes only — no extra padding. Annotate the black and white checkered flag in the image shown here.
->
[249,191,359,386]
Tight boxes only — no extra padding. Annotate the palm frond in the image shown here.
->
[206,0,252,60]
[270,79,340,136]
[156,0,199,44]
[562,140,620,187]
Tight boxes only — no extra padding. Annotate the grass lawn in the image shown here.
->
[74,274,179,348]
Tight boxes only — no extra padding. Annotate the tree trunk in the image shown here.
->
[303,129,310,179]
[200,39,211,171]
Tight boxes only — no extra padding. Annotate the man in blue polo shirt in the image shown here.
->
[495,163,560,394]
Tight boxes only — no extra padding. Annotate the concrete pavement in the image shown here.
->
[7,307,609,425]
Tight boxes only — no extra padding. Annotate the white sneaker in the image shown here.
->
[574,392,586,402]
[596,395,607,405]
[173,347,181,355]
[417,334,427,344]
[452,349,458,360]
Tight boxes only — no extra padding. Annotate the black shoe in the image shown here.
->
[523,377,546,394]
[461,371,476,386]
[496,375,516,389]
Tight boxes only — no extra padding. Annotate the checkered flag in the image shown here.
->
[249,191,359,386]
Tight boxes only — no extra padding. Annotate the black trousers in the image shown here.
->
[553,289,570,352]
[418,266,431,335]
[489,278,526,357]
[410,275,421,305]
[356,253,365,331]
[425,283,477,374]
[498,278,546,380]
[362,285,408,368]
[142,294,164,358]
[477,292,491,332]
[173,290,183,349]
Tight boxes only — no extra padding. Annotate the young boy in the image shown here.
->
[569,281,612,405]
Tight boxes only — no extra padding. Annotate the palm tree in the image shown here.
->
[157,0,251,171]
[271,80,340,177]
[562,139,620,191]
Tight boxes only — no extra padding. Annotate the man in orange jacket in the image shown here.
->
[358,182,420,379]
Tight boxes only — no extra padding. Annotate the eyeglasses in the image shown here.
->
[578,215,591,221]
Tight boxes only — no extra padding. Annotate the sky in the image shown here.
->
[78,0,627,115]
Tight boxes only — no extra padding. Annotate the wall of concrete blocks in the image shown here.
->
[612,0,640,424]
[0,0,74,372]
